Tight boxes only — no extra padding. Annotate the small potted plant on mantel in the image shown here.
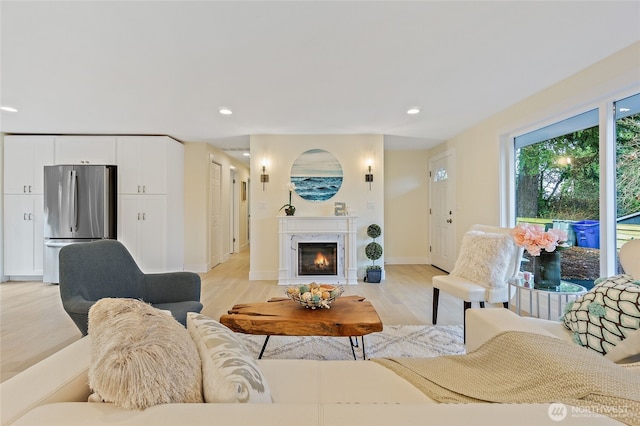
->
[364,224,383,283]
[279,182,296,216]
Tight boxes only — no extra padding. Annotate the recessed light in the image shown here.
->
[620,107,631,112]
[1,106,18,112]
[407,108,420,115]
[243,152,250,157]
[219,108,233,115]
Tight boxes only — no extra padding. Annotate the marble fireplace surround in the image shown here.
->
[278,216,358,285]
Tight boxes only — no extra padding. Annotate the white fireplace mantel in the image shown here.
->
[278,216,358,285]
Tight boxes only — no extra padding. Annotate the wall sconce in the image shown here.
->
[365,160,373,190]
[260,161,269,190]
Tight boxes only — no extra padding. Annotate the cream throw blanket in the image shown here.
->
[374,331,640,425]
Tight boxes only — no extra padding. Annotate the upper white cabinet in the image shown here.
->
[4,136,55,194]
[54,136,116,165]
[116,136,168,194]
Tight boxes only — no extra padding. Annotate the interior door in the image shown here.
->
[429,150,456,272]
[209,158,222,268]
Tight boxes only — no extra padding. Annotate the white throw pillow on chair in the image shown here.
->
[450,230,516,289]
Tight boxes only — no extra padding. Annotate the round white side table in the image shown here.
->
[508,280,587,320]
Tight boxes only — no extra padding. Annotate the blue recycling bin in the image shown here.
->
[571,220,600,249]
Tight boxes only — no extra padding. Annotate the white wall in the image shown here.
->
[0,134,4,281]
[384,149,429,264]
[431,42,640,259]
[183,142,249,272]
[249,134,385,280]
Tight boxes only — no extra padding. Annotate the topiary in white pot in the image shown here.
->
[364,224,383,283]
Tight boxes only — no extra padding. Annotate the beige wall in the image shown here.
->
[249,134,385,280]
[384,149,429,264]
[431,42,640,258]
[187,135,429,280]
[183,142,249,272]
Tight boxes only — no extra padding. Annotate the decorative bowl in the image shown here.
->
[285,283,344,309]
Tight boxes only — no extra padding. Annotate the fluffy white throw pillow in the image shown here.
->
[88,298,203,409]
[187,312,273,403]
[450,230,515,288]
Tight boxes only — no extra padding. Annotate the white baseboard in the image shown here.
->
[5,275,43,282]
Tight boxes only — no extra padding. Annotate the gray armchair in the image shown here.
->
[59,239,203,336]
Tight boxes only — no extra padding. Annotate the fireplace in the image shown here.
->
[298,242,338,276]
[278,216,358,285]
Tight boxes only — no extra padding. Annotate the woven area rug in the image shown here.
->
[237,325,465,360]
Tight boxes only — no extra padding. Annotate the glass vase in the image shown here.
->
[533,250,561,290]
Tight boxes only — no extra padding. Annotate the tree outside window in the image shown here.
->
[515,98,640,286]
[515,111,601,287]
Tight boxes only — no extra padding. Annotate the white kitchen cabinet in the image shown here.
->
[116,136,184,272]
[116,136,168,194]
[4,136,54,194]
[118,194,166,273]
[2,133,183,279]
[54,136,116,165]
[3,195,44,276]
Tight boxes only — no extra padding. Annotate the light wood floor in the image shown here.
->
[1,247,466,383]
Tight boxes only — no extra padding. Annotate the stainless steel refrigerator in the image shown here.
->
[43,165,117,283]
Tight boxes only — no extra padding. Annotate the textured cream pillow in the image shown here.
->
[88,298,203,409]
[450,231,515,288]
[187,312,272,403]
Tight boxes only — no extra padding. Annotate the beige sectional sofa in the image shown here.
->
[1,308,633,426]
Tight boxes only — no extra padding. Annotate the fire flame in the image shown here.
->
[314,252,330,269]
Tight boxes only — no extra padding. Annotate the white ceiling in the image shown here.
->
[2,1,639,166]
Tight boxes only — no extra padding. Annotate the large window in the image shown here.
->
[514,110,600,288]
[513,94,640,286]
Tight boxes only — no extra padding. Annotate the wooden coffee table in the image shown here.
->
[219,295,383,360]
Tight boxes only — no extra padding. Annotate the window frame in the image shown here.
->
[501,88,639,278]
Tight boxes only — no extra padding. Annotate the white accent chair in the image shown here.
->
[432,224,524,340]
[619,238,640,279]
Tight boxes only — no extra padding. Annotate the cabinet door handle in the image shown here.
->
[23,185,27,193]
[24,213,28,220]
[143,185,146,193]
[137,213,141,220]
[142,213,146,220]
[138,185,141,193]
[29,185,32,193]
[29,213,33,220]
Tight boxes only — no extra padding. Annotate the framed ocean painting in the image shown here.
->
[291,149,343,202]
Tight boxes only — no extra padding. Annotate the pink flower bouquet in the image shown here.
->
[511,223,568,256]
